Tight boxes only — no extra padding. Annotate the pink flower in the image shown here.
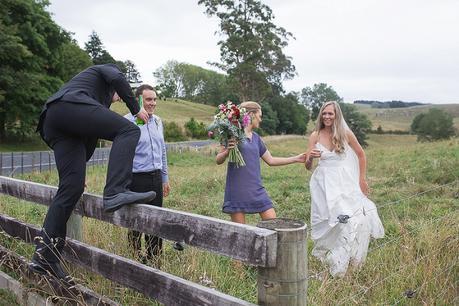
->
[242,113,250,127]
[208,131,214,138]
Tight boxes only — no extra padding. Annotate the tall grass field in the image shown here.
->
[0,134,458,305]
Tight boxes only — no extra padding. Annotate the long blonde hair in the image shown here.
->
[315,101,348,153]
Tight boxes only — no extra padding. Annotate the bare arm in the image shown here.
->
[305,131,320,170]
[216,139,236,165]
[261,149,306,166]
[346,130,369,195]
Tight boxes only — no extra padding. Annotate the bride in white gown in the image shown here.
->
[306,101,384,277]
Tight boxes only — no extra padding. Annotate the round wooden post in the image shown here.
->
[257,218,307,306]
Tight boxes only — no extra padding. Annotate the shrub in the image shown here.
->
[163,121,186,142]
[411,108,456,141]
[184,117,208,139]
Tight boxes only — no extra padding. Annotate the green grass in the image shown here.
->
[0,288,20,306]
[0,135,458,305]
[111,98,215,126]
[354,103,459,131]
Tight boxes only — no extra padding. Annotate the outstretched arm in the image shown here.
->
[347,130,369,195]
[261,149,306,166]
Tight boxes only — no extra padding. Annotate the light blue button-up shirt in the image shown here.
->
[124,113,168,183]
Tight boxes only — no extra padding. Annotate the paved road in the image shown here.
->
[0,140,213,176]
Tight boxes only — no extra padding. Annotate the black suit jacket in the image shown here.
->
[37,64,140,160]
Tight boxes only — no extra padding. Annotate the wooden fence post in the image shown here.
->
[257,218,307,306]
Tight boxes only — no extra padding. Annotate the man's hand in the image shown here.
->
[136,107,149,123]
[163,182,171,197]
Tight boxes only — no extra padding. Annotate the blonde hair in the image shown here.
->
[239,101,261,114]
[315,101,347,153]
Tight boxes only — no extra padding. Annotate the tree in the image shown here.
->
[258,102,278,135]
[268,93,309,135]
[84,31,117,65]
[340,103,372,147]
[0,0,69,140]
[411,108,456,141]
[153,60,183,98]
[123,60,142,84]
[301,83,342,120]
[56,40,92,82]
[199,0,296,102]
[84,31,104,61]
[153,60,235,104]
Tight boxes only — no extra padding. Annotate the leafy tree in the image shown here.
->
[153,60,183,98]
[301,83,342,120]
[199,0,296,102]
[57,40,92,82]
[123,60,142,84]
[153,60,235,104]
[340,103,372,147]
[258,102,278,135]
[267,93,309,135]
[411,108,456,141]
[0,0,69,140]
[84,31,104,61]
[84,31,117,65]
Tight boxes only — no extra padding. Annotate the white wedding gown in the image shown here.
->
[310,142,385,276]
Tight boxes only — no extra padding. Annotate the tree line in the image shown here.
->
[0,1,141,141]
[1,0,454,144]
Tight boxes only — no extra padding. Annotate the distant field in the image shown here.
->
[354,103,459,132]
[111,98,215,125]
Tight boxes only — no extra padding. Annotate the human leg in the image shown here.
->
[129,172,164,261]
[43,102,155,211]
[230,212,246,224]
[259,208,276,220]
[31,134,86,283]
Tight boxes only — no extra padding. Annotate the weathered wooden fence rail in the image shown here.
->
[0,176,308,305]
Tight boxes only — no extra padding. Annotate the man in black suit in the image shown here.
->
[31,64,156,283]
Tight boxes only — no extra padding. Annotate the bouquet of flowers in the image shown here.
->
[208,101,250,167]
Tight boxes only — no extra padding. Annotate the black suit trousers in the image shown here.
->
[127,171,163,260]
[41,101,140,241]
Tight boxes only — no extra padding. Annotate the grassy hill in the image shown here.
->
[111,98,216,125]
[354,103,459,132]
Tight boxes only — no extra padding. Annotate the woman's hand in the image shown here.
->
[305,149,321,170]
[309,149,322,159]
[221,139,236,156]
[294,152,307,163]
[216,138,237,164]
[359,178,369,196]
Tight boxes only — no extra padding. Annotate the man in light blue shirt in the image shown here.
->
[124,84,170,264]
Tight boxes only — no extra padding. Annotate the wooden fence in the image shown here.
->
[0,176,307,305]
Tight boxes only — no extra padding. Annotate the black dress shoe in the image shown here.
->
[173,242,185,251]
[30,255,74,286]
[103,191,156,213]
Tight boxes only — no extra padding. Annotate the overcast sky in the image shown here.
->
[47,0,459,104]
